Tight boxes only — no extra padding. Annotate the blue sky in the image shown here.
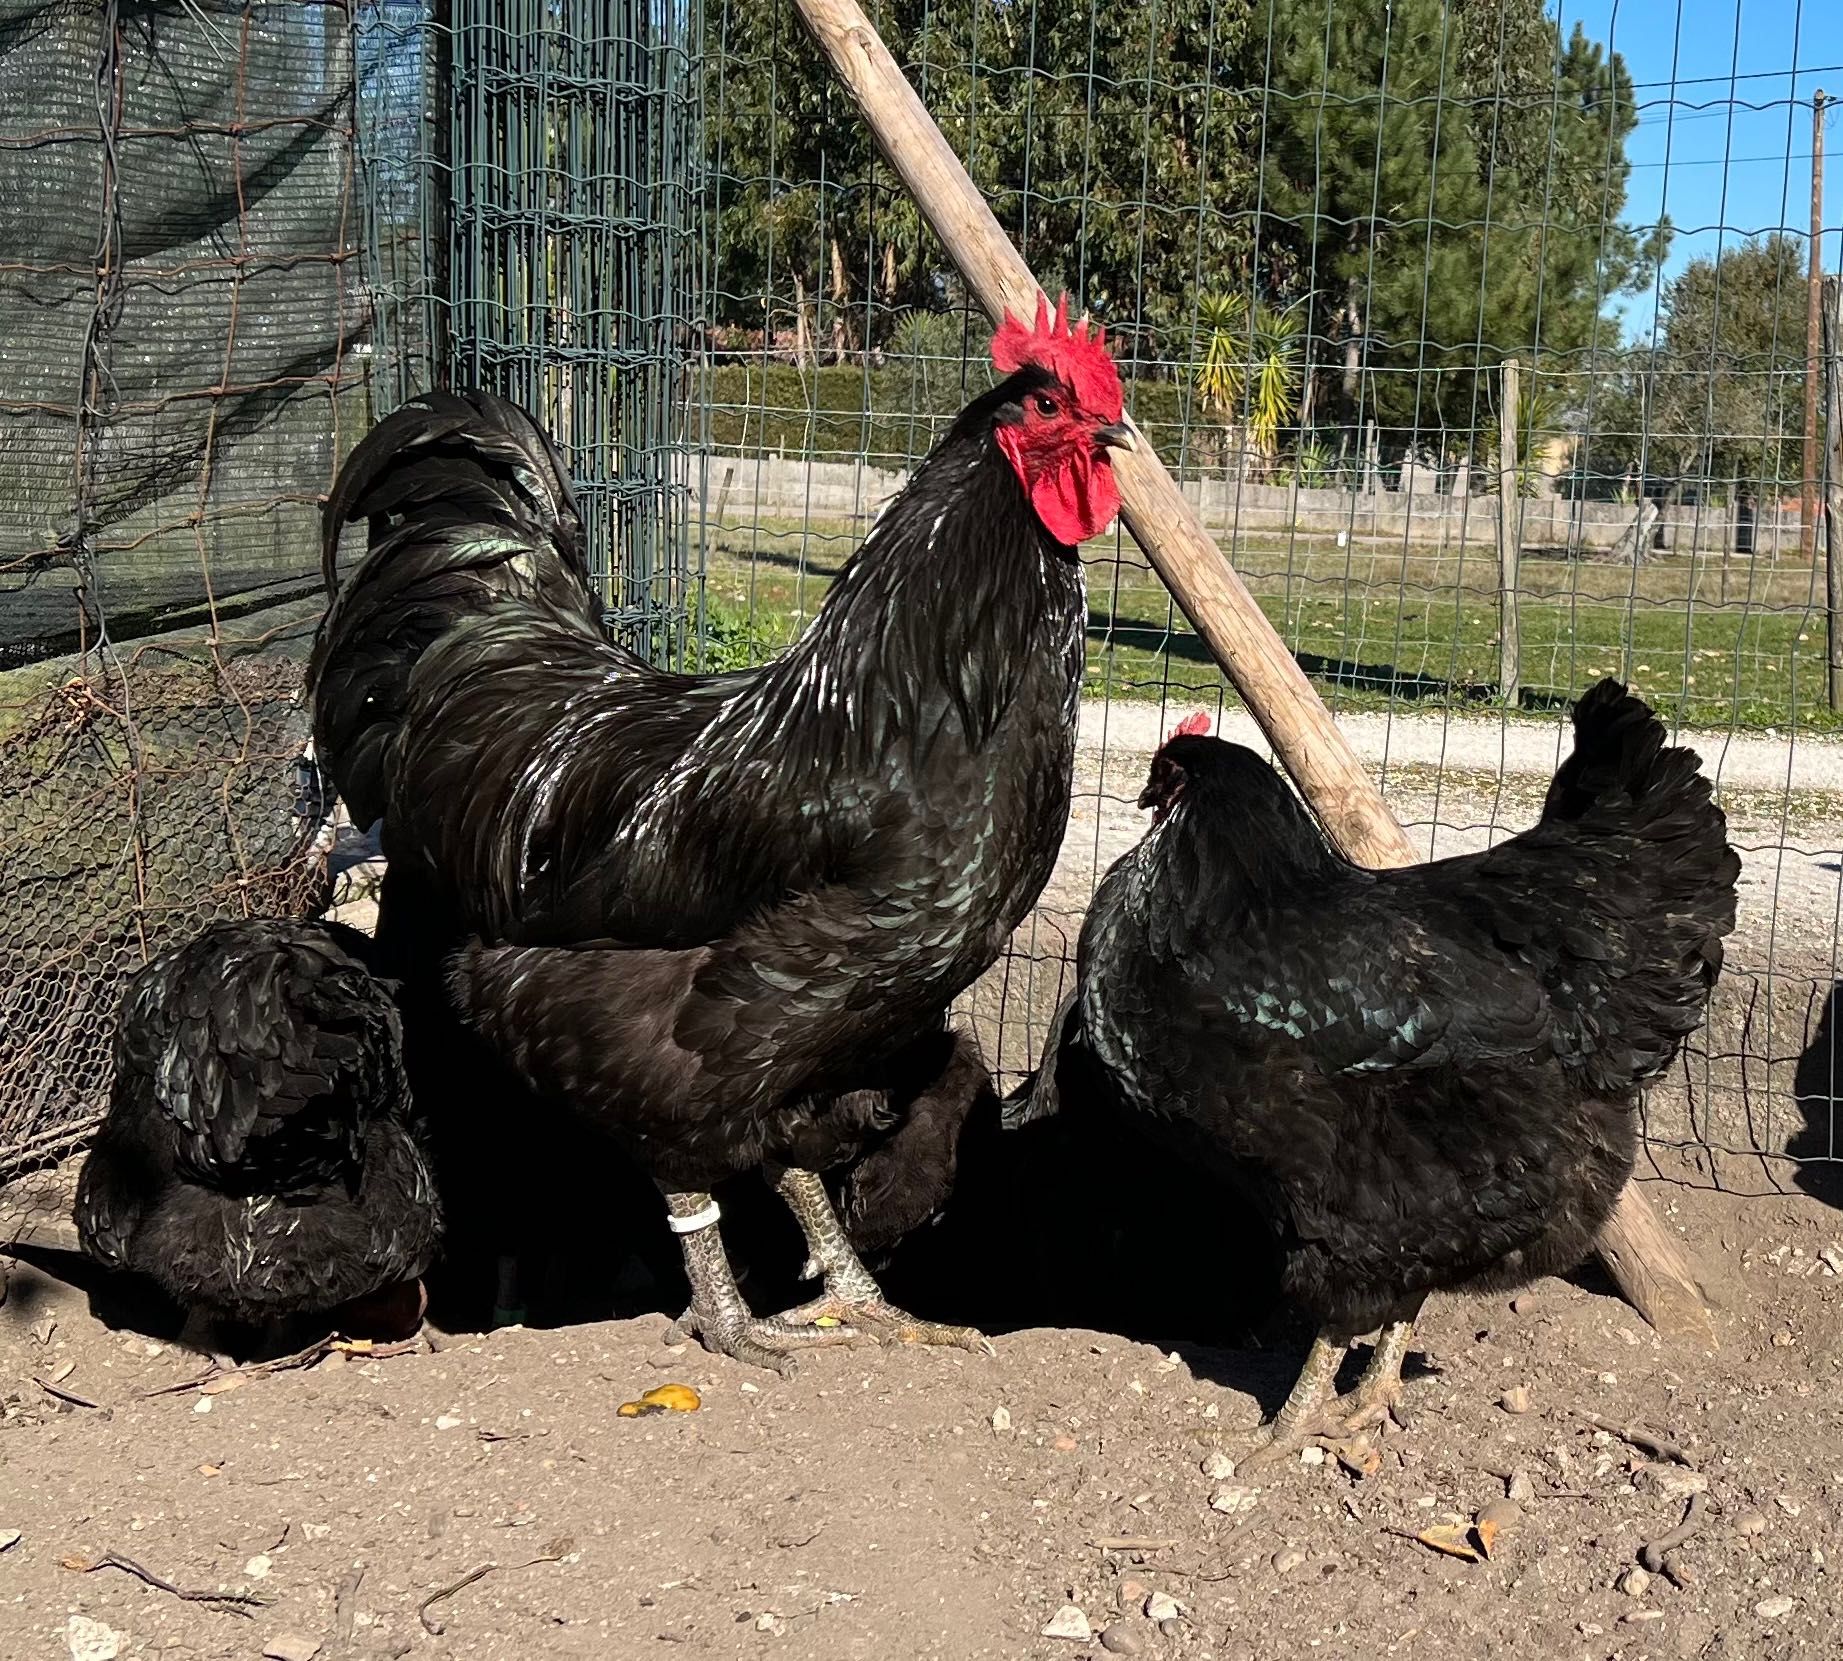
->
[1560,0,1840,338]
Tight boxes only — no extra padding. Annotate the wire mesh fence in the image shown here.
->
[2,0,1840,1203]
[692,0,1843,1188]
[0,0,365,1177]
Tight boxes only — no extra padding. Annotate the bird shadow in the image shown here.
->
[1785,982,1843,1211]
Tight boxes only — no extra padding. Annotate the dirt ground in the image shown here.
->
[3,1163,1842,1661]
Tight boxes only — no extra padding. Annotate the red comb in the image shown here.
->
[1167,710,1211,740]
[990,292,1124,421]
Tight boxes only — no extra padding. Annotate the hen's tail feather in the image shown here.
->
[309,389,597,827]
[1527,679,1740,1088]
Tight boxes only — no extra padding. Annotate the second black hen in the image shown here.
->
[74,919,441,1362]
[1028,682,1737,1463]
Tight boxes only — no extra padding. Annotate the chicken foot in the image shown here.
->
[1236,1315,1418,1473]
[767,1167,994,1355]
[660,1189,862,1376]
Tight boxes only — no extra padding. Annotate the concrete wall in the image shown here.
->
[689,451,1812,559]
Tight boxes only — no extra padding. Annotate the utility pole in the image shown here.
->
[1806,90,1827,563]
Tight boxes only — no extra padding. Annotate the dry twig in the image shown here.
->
[333,1565,365,1651]
[34,1376,103,1410]
[1090,1537,1179,1552]
[1577,1411,1697,1468]
[75,1550,267,1615]
[1640,1491,1708,1588]
[417,1538,573,1635]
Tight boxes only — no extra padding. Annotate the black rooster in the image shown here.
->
[74,920,441,1362]
[1027,683,1738,1462]
[308,297,1131,1370]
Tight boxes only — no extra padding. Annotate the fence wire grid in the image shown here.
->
[2,0,1842,1208]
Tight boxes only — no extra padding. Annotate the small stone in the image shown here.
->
[1144,1592,1182,1623]
[1499,1386,1530,1414]
[1617,1566,1652,1598]
[1819,1245,1843,1275]
[990,1406,1011,1434]
[1159,1619,1183,1639]
[1271,1548,1306,1575]
[1099,1622,1145,1656]
[1736,1510,1767,1538]
[1476,1498,1522,1536]
[1636,1465,1709,1502]
[1199,1451,1235,1480]
[1755,1596,1795,1621]
[1507,1470,1536,1503]
[1041,1605,1092,1642]
[753,1612,786,1636]
[1510,1294,1539,1314]
[244,1554,273,1580]
[192,1396,213,1415]
[315,1351,347,1372]
[1208,1484,1258,1516]
[29,1317,55,1345]
[65,1616,122,1661]
[1774,1495,1803,1518]
[738,1381,759,1395]
[1298,1445,1326,1466]
[1117,1578,1149,1610]
[1622,1610,1665,1625]
[263,1636,323,1661]
[1051,1434,1078,1453]
[434,1414,463,1431]
[301,1523,332,1542]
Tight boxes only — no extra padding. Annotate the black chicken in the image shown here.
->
[74,919,441,1361]
[308,297,1131,1370]
[1027,683,1738,1462]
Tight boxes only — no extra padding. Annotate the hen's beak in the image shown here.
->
[1094,422,1136,454]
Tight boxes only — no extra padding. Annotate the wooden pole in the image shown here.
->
[1497,357,1522,707]
[789,0,1715,1346]
[1824,275,1843,714]
[1805,91,1827,567]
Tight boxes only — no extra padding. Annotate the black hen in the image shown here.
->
[308,300,1131,1371]
[74,920,441,1358]
[1031,681,1738,1460]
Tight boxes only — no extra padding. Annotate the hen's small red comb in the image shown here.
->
[1167,710,1211,741]
[990,292,1124,421]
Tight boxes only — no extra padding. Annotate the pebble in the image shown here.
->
[1636,1465,1709,1502]
[1506,1470,1536,1503]
[1041,1605,1092,1642]
[434,1415,463,1431]
[1199,1451,1235,1480]
[1510,1294,1539,1314]
[1617,1566,1652,1598]
[990,1406,1011,1434]
[192,1397,212,1415]
[1774,1495,1803,1518]
[262,1636,323,1661]
[1144,1592,1183,1623]
[1476,1498,1522,1535]
[1499,1386,1531,1414]
[244,1554,273,1580]
[1117,1579,1149,1610]
[1755,1596,1795,1621]
[1208,1485,1258,1516]
[1272,1548,1306,1575]
[316,1351,347,1372]
[1736,1509,1767,1538]
[1051,1435,1078,1453]
[1159,1618,1183,1638]
[1299,1445,1326,1466]
[64,1616,122,1661]
[1099,1622,1145,1655]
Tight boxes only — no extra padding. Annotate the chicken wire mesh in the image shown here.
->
[691,0,1843,1193]
[0,0,705,1193]
[0,0,364,1181]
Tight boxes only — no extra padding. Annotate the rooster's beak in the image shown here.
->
[1094,422,1136,454]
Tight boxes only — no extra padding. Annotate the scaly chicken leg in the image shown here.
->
[660,1188,862,1375]
[766,1167,994,1353]
[1238,1313,1419,1472]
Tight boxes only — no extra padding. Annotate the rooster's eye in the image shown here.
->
[1032,393,1058,417]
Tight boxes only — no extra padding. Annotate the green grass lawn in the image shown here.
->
[694,516,1842,734]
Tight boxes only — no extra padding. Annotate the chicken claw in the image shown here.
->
[770,1166,995,1355]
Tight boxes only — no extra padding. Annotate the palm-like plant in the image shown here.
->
[1487,367,1565,499]
[1195,291,1304,479]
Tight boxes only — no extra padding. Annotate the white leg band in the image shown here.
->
[666,1199,722,1235]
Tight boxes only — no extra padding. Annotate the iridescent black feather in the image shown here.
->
[1033,680,1739,1335]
